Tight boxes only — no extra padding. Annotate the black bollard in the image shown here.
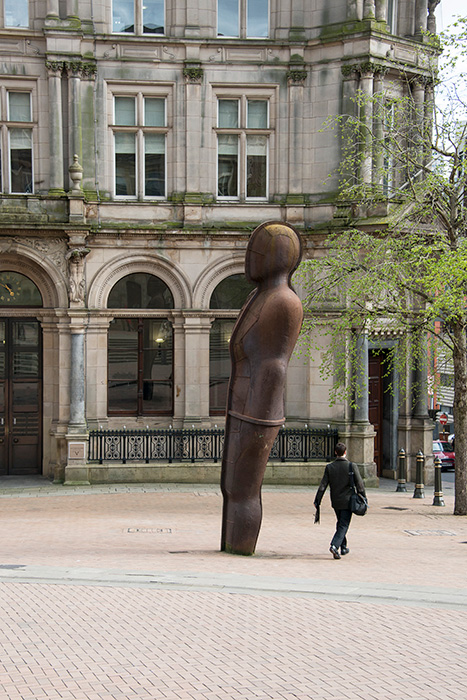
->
[396,448,407,492]
[432,456,445,507]
[413,450,425,498]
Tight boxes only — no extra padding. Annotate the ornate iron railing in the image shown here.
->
[88,427,338,465]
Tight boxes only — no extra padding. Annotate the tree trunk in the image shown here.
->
[452,320,467,515]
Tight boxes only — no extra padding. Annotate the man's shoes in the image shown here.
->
[330,545,341,559]
[341,546,350,556]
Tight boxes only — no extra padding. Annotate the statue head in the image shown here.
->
[245,221,302,285]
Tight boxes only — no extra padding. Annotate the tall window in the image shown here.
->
[4,0,29,27]
[217,98,269,200]
[382,101,395,196]
[112,0,164,34]
[113,94,167,198]
[218,0,268,38]
[107,273,174,416]
[387,0,396,33]
[0,91,34,194]
[209,274,255,414]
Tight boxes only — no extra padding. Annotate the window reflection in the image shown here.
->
[108,273,173,309]
[210,319,235,414]
[247,0,268,37]
[4,0,29,27]
[112,0,134,32]
[143,0,164,34]
[210,274,254,309]
[108,318,173,415]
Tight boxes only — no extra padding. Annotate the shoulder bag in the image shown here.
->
[349,463,368,516]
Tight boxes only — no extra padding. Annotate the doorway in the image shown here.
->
[369,349,398,477]
[0,318,42,475]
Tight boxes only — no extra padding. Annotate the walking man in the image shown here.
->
[314,442,367,559]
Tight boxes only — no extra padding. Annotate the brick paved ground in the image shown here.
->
[0,479,466,699]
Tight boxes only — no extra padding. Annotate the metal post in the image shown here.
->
[432,456,445,507]
[396,448,407,492]
[413,450,425,498]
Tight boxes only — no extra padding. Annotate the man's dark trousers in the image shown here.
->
[331,508,352,549]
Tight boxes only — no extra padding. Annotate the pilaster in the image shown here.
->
[46,60,65,193]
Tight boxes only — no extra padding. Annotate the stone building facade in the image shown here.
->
[0,0,435,484]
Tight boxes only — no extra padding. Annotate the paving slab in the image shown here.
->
[0,478,466,700]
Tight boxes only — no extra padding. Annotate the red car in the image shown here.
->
[433,440,455,471]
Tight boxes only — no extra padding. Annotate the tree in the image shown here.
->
[298,20,467,515]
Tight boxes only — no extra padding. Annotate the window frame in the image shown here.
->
[217,0,269,39]
[215,93,272,202]
[107,316,174,417]
[0,87,35,194]
[3,0,29,29]
[111,0,165,36]
[110,88,169,200]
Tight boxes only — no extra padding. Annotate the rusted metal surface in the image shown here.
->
[221,221,304,555]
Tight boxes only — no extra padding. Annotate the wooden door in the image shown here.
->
[368,352,384,476]
[0,319,42,475]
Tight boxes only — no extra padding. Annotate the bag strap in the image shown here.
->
[348,462,357,493]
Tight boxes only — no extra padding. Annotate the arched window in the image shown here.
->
[107,272,173,309]
[107,273,173,415]
[209,273,254,309]
[209,273,254,414]
[0,271,42,307]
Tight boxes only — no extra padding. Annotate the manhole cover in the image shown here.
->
[384,506,409,511]
[404,529,457,536]
[127,528,172,534]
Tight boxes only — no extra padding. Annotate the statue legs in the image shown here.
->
[221,418,280,555]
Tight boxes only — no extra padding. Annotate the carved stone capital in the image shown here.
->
[286,69,308,86]
[66,247,90,305]
[45,59,64,76]
[183,65,203,83]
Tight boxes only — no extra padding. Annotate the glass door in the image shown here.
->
[0,319,42,475]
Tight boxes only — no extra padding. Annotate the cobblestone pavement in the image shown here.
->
[0,478,466,700]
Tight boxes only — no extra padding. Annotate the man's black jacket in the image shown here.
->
[314,457,366,511]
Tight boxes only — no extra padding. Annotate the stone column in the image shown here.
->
[427,1,440,34]
[375,0,387,22]
[354,333,369,422]
[69,326,86,429]
[415,0,428,35]
[65,314,90,484]
[85,316,112,425]
[359,68,374,185]
[183,66,203,223]
[411,78,426,177]
[181,313,211,426]
[65,61,82,166]
[172,316,186,424]
[424,80,435,167]
[347,332,377,484]
[290,0,305,40]
[372,70,385,187]
[46,61,65,193]
[363,0,376,19]
[286,68,307,223]
[66,0,80,18]
[347,0,361,21]
[47,0,60,17]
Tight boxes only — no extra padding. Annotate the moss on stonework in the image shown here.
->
[320,19,388,41]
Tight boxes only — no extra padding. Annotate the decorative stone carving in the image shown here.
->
[286,69,308,85]
[66,247,90,305]
[183,65,203,83]
[45,60,63,75]
[69,155,83,192]
[11,237,68,277]
[427,1,440,34]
